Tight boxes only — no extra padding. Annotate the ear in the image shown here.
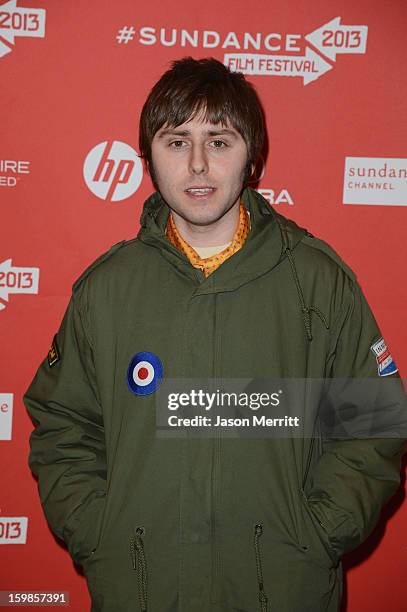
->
[250,163,255,176]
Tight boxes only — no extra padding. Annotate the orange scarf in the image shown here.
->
[166,201,250,278]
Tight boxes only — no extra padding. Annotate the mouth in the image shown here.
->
[184,187,217,199]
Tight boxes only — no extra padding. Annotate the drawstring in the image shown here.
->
[254,523,268,612]
[130,526,148,612]
[275,217,329,342]
[285,247,329,341]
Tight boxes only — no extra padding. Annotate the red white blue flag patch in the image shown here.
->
[127,351,164,395]
[370,337,398,377]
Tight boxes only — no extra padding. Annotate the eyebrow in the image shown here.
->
[157,128,238,139]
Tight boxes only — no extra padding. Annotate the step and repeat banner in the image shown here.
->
[1,0,406,610]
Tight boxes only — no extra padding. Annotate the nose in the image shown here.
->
[188,143,208,175]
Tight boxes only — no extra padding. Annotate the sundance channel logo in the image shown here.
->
[343,157,407,206]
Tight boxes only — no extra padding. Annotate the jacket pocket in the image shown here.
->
[253,523,269,612]
[130,525,148,612]
[298,488,339,568]
[69,490,107,567]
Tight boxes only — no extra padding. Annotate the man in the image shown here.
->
[24,58,406,612]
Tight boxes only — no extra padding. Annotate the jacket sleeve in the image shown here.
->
[24,288,107,566]
[305,275,407,562]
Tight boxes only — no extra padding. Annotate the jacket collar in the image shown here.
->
[137,187,307,294]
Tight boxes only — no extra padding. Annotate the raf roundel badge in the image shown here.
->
[127,351,164,396]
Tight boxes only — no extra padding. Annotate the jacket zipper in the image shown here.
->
[302,435,315,491]
[130,526,148,611]
[254,523,268,612]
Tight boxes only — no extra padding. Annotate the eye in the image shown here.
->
[210,140,227,148]
[169,140,186,148]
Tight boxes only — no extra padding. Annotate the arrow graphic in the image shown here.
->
[0,0,46,46]
[225,47,332,85]
[0,37,12,58]
[305,16,368,62]
[0,259,40,308]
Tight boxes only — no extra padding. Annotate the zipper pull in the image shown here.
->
[254,523,263,537]
[135,525,146,550]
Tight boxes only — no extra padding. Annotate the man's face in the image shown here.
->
[150,115,249,227]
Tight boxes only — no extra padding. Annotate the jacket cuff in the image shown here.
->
[306,498,360,561]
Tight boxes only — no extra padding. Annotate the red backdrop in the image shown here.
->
[1,0,406,610]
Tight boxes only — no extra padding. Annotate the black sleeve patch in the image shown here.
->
[48,335,60,367]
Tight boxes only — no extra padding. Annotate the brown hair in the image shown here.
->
[139,57,265,181]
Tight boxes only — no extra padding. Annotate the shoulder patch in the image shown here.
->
[72,240,128,293]
[301,235,357,282]
[48,334,60,367]
[370,337,398,377]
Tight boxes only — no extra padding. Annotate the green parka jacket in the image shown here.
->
[24,188,406,612]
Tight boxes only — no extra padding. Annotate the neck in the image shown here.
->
[170,200,240,247]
